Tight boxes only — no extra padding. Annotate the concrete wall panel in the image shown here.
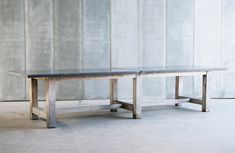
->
[54,0,83,99]
[0,0,25,100]
[111,0,139,99]
[194,0,221,97]
[83,0,111,99]
[25,0,54,99]
[166,0,194,98]
[221,0,235,97]
[1,0,235,101]
[139,0,166,99]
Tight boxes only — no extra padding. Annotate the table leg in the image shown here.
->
[110,79,118,112]
[45,78,57,128]
[133,76,142,119]
[202,74,209,112]
[175,76,183,106]
[30,78,38,120]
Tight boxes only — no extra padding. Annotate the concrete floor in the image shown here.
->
[0,99,235,153]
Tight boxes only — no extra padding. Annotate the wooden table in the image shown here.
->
[11,66,224,128]
[137,66,224,113]
[25,68,140,128]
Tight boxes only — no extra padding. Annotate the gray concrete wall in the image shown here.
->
[0,0,25,100]
[83,0,111,99]
[0,0,234,101]
[25,0,54,99]
[54,0,83,100]
[111,0,139,99]
[166,0,194,98]
[194,0,221,97]
[139,0,166,99]
[221,0,235,98]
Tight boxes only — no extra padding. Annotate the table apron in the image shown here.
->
[140,71,207,77]
[31,74,137,81]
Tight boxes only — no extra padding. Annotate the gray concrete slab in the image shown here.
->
[194,0,221,98]
[166,0,194,98]
[54,0,83,99]
[25,0,54,99]
[139,0,166,99]
[0,0,25,100]
[0,99,235,153]
[1,0,235,101]
[221,0,235,97]
[111,0,139,99]
[83,0,111,99]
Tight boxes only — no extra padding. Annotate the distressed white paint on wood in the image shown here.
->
[194,0,221,98]
[54,0,83,99]
[25,0,54,99]
[111,0,139,99]
[221,0,235,97]
[139,0,166,99]
[83,0,111,99]
[166,0,194,98]
[0,0,25,100]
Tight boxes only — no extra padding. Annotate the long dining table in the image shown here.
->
[11,66,224,128]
